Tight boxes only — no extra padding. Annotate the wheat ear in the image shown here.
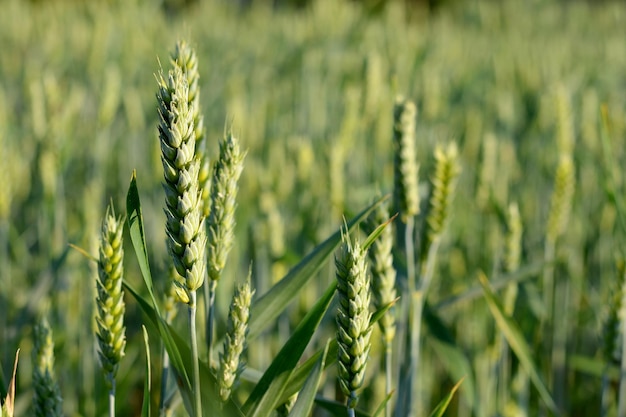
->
[206,131,245,359]
[157,47,207,417]
[95,202,126,417]
[33,316,63,417]
[218,271,254,402]
[336,226,372,415]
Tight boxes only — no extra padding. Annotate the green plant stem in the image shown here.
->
[618,316,626,417]
[189,291,202,417]
[384,344,392,417]
[160,310,173,417]
[541,240,556,392]
[347,406,356,417]
[205,279,217,365]
[109,378,115,417]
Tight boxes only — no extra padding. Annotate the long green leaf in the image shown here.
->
[287,340,331,417]
[244,282,337,415]
[314,398,371,417]
[479,272,559,413]
[141,326,151,417]
[372,392,394,417]
[429,377,464,417]
[248,195,387,341]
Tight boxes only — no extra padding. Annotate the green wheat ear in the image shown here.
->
[157,59,207,301]
[335,226,373,411]
[393,96,420,222]
[365,197,396,346]
[96,203,126,387]
[207,131,246,283]
[425,142,461,250]
[33,316,63,417]
[218,271,254,402]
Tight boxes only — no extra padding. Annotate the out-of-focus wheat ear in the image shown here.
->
[392,97,420,223]
[365,198,396,346]
[207,131,246,282]
[365,198,396,417]
[218,271,254,402]
[206,131,246,356]
[157,63,207,299]
[32,316,63,417]
[335,227,373,414]
[171,40,211,217]
[424,142,461,252]
[546,155,575,246]
[96,203,126,385]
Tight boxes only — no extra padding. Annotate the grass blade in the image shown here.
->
[428,377,464,417]
[479,272,559,413]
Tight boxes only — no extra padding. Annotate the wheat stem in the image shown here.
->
[189,291,202,417]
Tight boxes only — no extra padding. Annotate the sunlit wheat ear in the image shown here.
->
[157,63,207,300]
[207,131,246,283]
[96,203,126,387]
[336,227,373,411]
[546,154,575,245]
[218,272,254,402]
[365,198,396,346]
[393,96,419,222]
[425,142,461,248]
[32,316,63,417]
[171,40,210,217]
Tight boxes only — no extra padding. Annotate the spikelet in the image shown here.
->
[335,228,373,409]
[207,132,246,283]
[218,273,254,402]
[546,154,575,245]
[392,97,420,222]
[171,40,210,218]
[95,203,126,386]
[425,143,461,248]
[32,316,63,417]
[157,56,207,302]
[365,198,396,347]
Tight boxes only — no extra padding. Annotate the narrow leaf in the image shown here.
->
[362,212,397,251]
[288,340,331,417]
[479,272,559,413]
[372,392,395,417]
[244,283,337,415]
[314,397,371,417]
[429,377,464,417]
[141,326,151,417]
[248,195,387,340]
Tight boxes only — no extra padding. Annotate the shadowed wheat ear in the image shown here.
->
[218,271,254,402]
[33,316,63,417]
[336,226,373,414]
[392,97,419,222]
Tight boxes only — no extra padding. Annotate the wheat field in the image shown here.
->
[1,0,626,416]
